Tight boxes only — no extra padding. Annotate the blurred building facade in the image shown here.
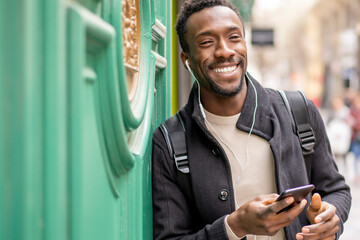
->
[249,0,360,108]
[306,0,360,108]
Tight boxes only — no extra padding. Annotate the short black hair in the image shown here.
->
[175,0,244,53]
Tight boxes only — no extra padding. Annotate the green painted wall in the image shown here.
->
[0,0,172,239]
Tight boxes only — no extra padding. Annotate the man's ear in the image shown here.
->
[180,51,190,70]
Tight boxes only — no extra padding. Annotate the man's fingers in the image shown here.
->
[304,213,339,233]
[298,225,338,240]
[309,193,321,212]
[270,199,307,228]
[299,214,339,240]
[262,194,279,205]
[255,199,308,235]
[315,203,336,223]
[269,196,294,214]
[277,199,307,218]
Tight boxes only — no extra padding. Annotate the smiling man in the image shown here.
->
[152,1,351,240]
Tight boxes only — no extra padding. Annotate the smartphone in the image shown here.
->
[276,184,315,213]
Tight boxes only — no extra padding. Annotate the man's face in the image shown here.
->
[182,6,247,97]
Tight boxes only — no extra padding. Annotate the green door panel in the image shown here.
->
[1,0,173,239]
[1,0,67,239]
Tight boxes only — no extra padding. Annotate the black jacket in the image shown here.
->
[152,75,351,240]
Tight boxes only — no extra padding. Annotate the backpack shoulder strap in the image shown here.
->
[278,90,315,182]
[159,113,193,200]
[159,112,189,173]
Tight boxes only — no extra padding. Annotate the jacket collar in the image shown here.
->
[185,73,274,141]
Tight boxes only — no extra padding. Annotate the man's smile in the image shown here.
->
[213,65,238,74]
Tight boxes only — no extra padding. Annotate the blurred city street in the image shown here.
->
[334,153,360,239]
[342,180,360,239]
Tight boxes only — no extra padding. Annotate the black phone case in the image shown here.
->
[276,184,314,213]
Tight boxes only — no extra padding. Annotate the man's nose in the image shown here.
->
[214,39,235,59]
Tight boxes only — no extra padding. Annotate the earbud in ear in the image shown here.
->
[185,59,191,72]
[184,59,205,117]
[185,59,199,84]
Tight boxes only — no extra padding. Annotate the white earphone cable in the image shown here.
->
[234,75,258,209]
[186,62,270,239]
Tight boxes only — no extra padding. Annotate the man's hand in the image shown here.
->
[227,194,307,237]
[296,193,340,240]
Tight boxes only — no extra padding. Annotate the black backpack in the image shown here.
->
[159,90,316,191]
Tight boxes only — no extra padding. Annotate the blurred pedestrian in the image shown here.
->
[349,93,360,176]
[326,96,352,175]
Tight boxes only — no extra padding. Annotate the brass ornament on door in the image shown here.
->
[122,0,140,100]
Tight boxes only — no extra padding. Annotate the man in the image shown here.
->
[152,0,351,239]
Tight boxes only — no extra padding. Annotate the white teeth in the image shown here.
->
[213,65,237,73]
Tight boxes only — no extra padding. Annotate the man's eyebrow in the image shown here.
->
[228,26,242,32]
[195,30,214,38]
[226,26,243,35]
[195,26,243,39]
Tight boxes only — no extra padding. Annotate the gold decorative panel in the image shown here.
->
[122,0,140,100]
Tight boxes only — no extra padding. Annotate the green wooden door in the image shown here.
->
[0,0,172,239]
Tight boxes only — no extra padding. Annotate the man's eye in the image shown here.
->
[230,35,242,40]
[199,40,213,46]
